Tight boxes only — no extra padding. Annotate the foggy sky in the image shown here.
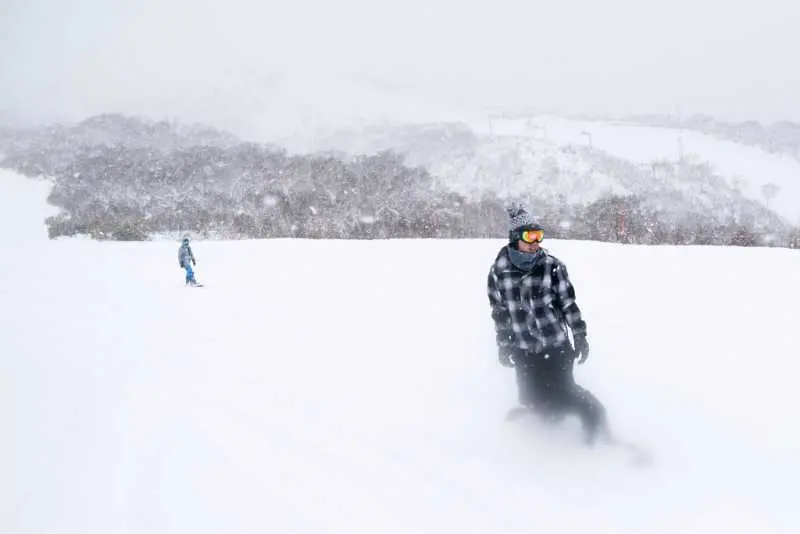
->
[2,0,799,140]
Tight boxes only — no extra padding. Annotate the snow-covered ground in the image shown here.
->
[0,170,60,244]
[2,171,799,533]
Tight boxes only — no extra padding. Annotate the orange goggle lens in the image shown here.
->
[521,229,544,243]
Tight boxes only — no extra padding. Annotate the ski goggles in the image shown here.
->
[520,229,544,243]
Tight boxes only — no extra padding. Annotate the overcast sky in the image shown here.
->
[2,0,799,139]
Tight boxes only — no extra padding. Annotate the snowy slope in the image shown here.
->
[2,171,800,534]
[478,114,800,222]
[302,114,800,226]
[0,169,59,244]
[292,120,627,204]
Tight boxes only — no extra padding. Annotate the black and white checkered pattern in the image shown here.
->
[487,246,587,352]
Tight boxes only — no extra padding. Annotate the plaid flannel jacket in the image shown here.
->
[487,246,587,353]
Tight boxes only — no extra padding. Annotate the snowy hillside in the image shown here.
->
[0,113,242,154]
[2,171,800,534]
[514,115,800,223]
[301,113,800,226]
[2,113,797,246]
[618,113,800,161]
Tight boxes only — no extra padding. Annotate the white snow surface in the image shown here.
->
[0,169,59,244]
[2,171,799,533]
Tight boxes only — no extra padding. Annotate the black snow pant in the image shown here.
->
[512,343,609,445]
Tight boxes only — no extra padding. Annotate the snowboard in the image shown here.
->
[602,437,653,468]
[505,406,654,468]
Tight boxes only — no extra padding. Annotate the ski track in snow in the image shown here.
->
[1,170,799,533]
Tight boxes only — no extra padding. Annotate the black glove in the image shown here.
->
[495,330,516,367]
[573,333,590,364]
[498,346,515,367]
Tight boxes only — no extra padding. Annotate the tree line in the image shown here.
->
[1,114,798,248]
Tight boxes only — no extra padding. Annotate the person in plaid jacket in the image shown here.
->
[487,204,609,445]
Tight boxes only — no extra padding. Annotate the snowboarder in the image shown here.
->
[178,236,199,286]
[486,204,609,446]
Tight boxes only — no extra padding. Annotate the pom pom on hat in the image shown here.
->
[506,202,539,232]
[506,202,543,243]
